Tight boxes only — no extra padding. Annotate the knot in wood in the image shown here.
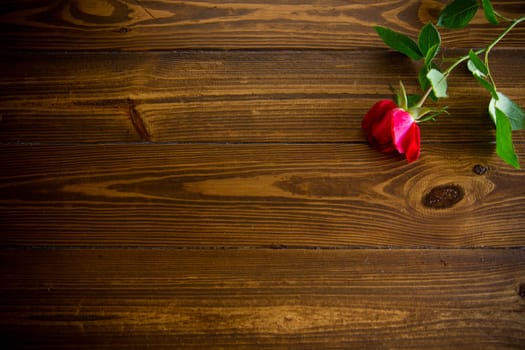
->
[473,164,488,175]
[422,184,464,209]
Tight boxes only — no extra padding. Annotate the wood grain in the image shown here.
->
[1,50,524,143]
[1,143,524,248]
[2,0,525,347]
[0,0,524,51]
[1,248,524,349]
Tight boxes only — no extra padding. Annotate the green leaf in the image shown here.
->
[374,26,423,60]
[418,23,441,58]
[468,60,486,78]
[495,107,520,168]
[426,68,448,98]
[418,65,437,101]
[398,81,408,110]
[437,0,479,29]
[418,66,429,91]
[467,50,488,77]
[482,0,499,24]
[424,44,440,66]
[473,75,498,99]
[467,50,498,99]
[489,92,525,130]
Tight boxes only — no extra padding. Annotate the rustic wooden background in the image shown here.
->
[1,0,525,348]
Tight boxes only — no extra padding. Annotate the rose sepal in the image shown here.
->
[408,106,449,122]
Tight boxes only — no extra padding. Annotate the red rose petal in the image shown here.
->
[371,111,393,145]
[362,99,397,131]
[391,108,414,151]
[390,108,420,162]
[362,99,397,146]
[404,123,421,162]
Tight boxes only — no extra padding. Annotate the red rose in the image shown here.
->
[362,99,421,163]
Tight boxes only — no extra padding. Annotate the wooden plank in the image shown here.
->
[0,0,524,51]
[1,248,524,349]
[1,50,524,143]
[1,143,524,248]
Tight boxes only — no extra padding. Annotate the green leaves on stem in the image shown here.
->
[482,0,499,24]
[488,93,525,168]
[438,0,503,28]
[374,27,423,60]
[374,0,524,168]
[494,108,520,169]
[468,46,523,168]
[469,48,524,168]
[374,23,440,65]
[419,23,441,64]
[375,23,446,101]
[437,0,478,28]
[467,50,498,99]
[489,93,525,131]
[489,92,525,169]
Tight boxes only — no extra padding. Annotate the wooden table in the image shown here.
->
[1,0,525,348]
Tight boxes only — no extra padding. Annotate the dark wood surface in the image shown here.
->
[2,143,525,248]
[2,249,525,349]
[1,49,524,143]
[1,0,525,348]
[0,0,524,50]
